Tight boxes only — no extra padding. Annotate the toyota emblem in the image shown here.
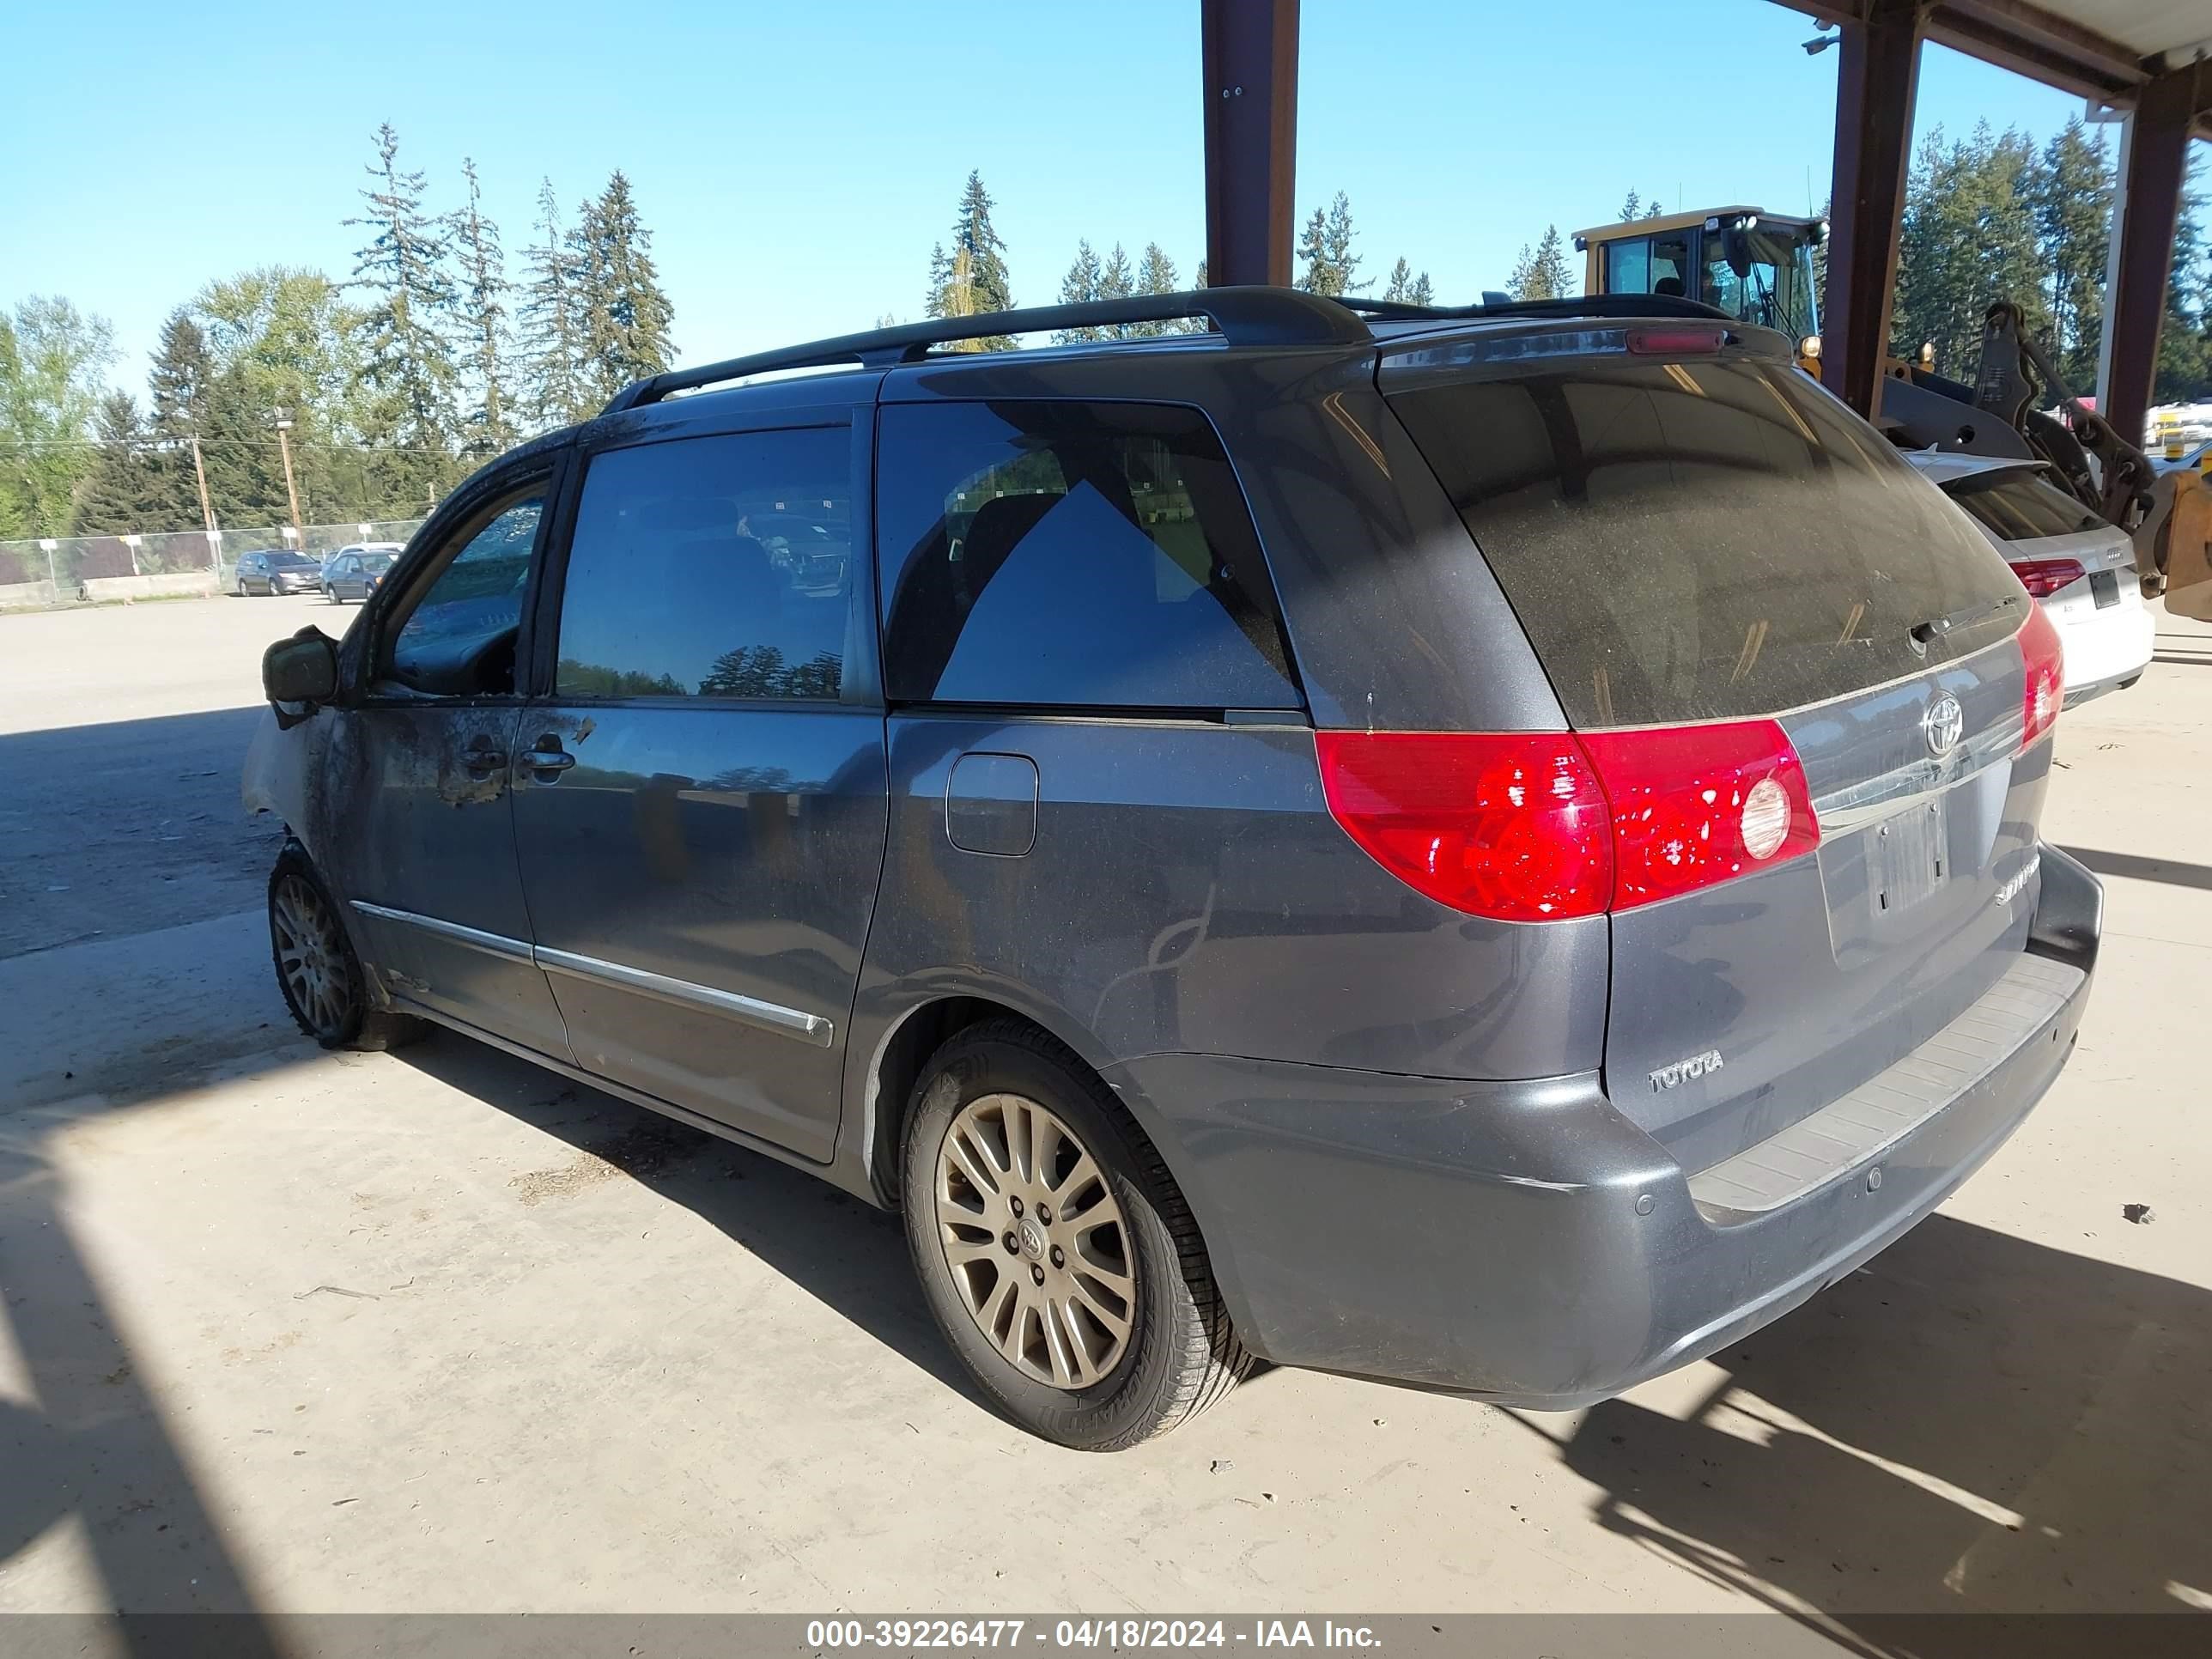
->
[1923,693,1965,758]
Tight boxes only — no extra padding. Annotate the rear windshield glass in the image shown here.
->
[1942,467,2105,542]
[1387,354,2023,728]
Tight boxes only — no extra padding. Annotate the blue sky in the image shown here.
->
[3,0,2094,390]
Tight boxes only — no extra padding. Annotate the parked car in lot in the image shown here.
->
[246,287,2100,1449]
[234,549,323,596]
[1906,450,2154,707]
[321,545,400,605]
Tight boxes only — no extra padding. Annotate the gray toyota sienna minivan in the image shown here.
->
[246,286,2100,1450]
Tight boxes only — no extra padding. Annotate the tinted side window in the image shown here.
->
[554,428,853,701]
[876,401,1297,709]
[386,489,545,695]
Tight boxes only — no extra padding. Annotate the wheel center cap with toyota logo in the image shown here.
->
[1923,693,1965,758]
[1018,1217,1048,1260]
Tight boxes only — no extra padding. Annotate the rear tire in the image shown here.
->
[268,846,426,1052]
[902,1019,1250,1449]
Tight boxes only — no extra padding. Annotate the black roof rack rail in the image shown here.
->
[601,285,1371,415]
[1337,293,1733,325]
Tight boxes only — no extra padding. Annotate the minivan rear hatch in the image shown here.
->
[1382,325,2051,1176]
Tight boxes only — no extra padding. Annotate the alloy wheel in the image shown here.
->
[271,872,350,1037]
[935,1092,1137,1389]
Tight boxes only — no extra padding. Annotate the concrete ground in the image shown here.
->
[2,593,2208,1636]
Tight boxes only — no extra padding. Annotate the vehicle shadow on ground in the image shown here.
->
[391,1030,998,1411]
[1539,1214,2212,1645]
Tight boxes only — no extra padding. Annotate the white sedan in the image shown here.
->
[1908,451,2154,707]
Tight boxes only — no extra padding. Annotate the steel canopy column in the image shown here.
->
[2100,62,2202,451]
[1822,0,1926,417]
[1201,0,1299,289]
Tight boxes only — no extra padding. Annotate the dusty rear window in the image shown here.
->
[1388,355,2023,727]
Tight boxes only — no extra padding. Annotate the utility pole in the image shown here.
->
[273,410,305,546]
[190,434,219,571]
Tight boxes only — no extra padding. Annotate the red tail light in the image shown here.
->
[2018,601,2064,750]
[1579,721,1820,909]
[1315,732,1612,921]
[1317,721,1819,921]
[2008,558,2084,599]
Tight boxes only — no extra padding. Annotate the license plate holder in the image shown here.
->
[2090,571,2119,608]
[1875,795,1950,914]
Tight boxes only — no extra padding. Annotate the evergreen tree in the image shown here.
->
[1130,242,1187,336]
[1054,240,1106,343]
[450,158,514,457]
[518,178,587,431]
[572,171,677,405]
[1324,193,1364,295]
[2156,155,2211,404]
[1509,226,1572,301]
[1619,190,1642,222]
[1896,124,2047,379]
[927,171,1014,348]
[70,392,167,534]
[951,170,1014,314]
[1383,257,1435,305]
[143,309,218,528]
[1984,125,2050,343]
[194,361,293,528]
[2033,118,2114,391]
[1644,197,1667,219]
[148,309,215,444]
[346,123,461,513]
[1136,242,1178,297]
[1098,242,1135,303]
[1297,192,1365,296]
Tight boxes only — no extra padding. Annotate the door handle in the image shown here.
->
[520,737,576,778]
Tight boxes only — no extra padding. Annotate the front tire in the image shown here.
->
[268,846,425,1052]
[902,1020,1249,1450]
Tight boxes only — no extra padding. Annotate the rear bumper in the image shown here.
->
[1107,842,2101,1407]
[2054,599,2154,702]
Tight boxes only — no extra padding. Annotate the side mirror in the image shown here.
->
[263,627,338,728]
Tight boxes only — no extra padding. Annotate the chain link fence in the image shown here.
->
[1,520,427,607]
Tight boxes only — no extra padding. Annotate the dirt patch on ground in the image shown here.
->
[508,1117,709,1206]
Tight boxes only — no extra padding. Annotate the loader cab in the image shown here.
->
[1577,208,1825,361]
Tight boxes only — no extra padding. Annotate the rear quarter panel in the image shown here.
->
[849,712,1608,1085]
